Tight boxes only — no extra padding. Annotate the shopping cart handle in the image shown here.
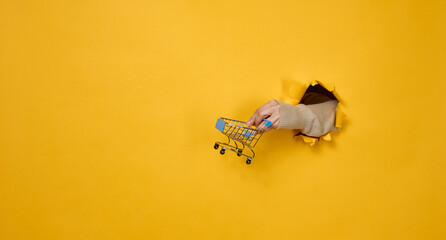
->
[262,118,272,127]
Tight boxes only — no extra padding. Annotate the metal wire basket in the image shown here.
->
[213,117,267,164]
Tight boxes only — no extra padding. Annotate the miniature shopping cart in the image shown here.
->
[213,117,270,164]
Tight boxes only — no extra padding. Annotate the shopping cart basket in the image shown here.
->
[213,117,271,164]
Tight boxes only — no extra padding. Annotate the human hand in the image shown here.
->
[246,100,280,132]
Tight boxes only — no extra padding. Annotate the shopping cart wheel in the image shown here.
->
[237,150,242,156]
[214,143,219,149]
[220,149,225,155]
[246,158,252,165]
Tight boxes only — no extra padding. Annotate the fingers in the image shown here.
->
[247,109,267,127]
[246,100,278,127]
[257,113,280,132]
[256,103,280,132]
[246,116,255,127]
[246,114,260,127]
[265,118,280,132]
[257,121,266,131]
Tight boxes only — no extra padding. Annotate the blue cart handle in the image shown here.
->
[262,118,272,127]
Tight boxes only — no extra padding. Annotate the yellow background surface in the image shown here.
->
[1,1,445,239]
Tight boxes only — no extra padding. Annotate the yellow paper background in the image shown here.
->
[1,1,445,239]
